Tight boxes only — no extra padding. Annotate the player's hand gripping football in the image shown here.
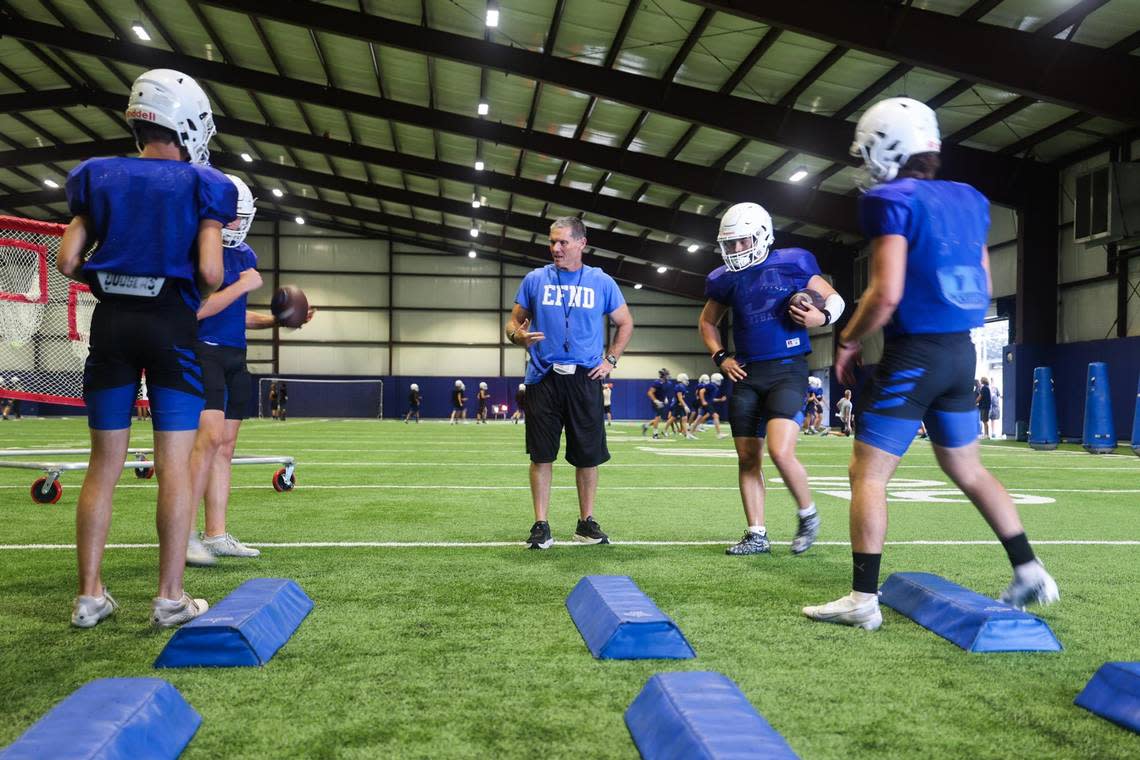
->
[512,318,545,347]
[788,300,826,328]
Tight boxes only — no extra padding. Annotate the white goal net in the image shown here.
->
[0,216,97,406]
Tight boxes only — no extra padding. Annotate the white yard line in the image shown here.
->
[1,539,1137,551]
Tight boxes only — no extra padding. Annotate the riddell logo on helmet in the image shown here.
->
[125,109,156,121]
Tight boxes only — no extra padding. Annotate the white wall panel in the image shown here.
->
[1060,153,1110,225]
[625,288,700,306]
[280,237,387,272]
[989,244,1017,298]
[393,276,498,309]
[1059,231,1109,284]
[392,311,499,344]
[284,274,388,308]
[247,343,273,362]
[629,305,703,325]
[502,277,525,309]
[395,254,500,275]
[988,204,1017,246]
[246,235,276,268]
[278,345,389,375]
[616,355,707,381]
[1130,257,1140,337]
[392,346,499,376]
[1059,281,1116,343]
[626,327,705,354]
[278,310,388,343]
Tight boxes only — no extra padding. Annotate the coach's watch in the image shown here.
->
[605,354,618,368]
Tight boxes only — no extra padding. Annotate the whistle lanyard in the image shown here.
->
[555,267,585,353]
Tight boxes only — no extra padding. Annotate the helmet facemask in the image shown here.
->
[718,232,771,272]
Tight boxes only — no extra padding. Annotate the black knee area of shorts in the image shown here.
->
[197,343,251,420]
[524,368,609,467]
[728,356,808,436]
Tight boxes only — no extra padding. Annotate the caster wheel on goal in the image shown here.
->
[134,463,155,479]
[272,468,296,493]
[31,477,63,505]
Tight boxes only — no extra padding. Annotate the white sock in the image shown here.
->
[851,590,878,603]
[748,525,766,536]
[797,504,817,519]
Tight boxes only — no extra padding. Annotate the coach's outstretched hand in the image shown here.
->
[513,318,545,347]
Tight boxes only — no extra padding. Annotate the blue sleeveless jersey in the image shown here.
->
[859,178,990,336]
[66,157,237,308]
[198,242,258,349]
[705,248,821,362]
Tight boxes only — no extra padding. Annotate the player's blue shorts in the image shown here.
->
[729,355,807,437]
[83,294,204,432]
[649,398,667,418]
[855,331,978,457]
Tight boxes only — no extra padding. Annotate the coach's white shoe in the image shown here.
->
[71,589,119,628]
[803,592,882,631]
[186,536,218,567]
[1000,560,1059,609]
[152,594,209,629]
[202,532,261,558]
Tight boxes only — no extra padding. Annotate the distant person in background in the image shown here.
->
[977,377,992,439]
[268,381,278,420]
[672,374,697,440]
[405,383,421,423]
[511,383,526,424]
[988,383,1001,439]
[602,382,613,426]
[450,380,466,424]
[135,371,151,421]
[476,382,490,424]
[1,375,21,420]
[710,372,729,439]
[642,368,672,438]
[276,381,288,421]
[836,389,853,436]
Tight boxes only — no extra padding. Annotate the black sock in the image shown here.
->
[1001,532,1035,567]
[852,552,882,594]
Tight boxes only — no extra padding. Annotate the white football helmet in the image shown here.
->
[222,174,256,248]
[850,97,941,188]
[125,69,216,165]
[711,372,723,385]
[410,383,419,392]
[699,374,710,385]
[479,382,488,390]
[809,376,823,389]
[455,380,464,389]
[518,383,526,391]
[677,373,689,385]
[717,203,774,271]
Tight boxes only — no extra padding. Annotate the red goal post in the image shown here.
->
[0,215,97,407]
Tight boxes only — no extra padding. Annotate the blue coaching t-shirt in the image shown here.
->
[515,263,625,384]
[198,242,258,349]
[705,248,821,363]
[859,178,990,336]
[66,157,237,309]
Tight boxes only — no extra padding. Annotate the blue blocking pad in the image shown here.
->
[880,572,1061,652]
[1,678,199,760]
[625,672,799,760]
[155,578,313,668]
[1075,662,1140,733]
[566,576,695,660]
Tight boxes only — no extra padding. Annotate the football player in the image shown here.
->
[511,383,526,423]
[449,380,466,424]
[672,373,697,440]
[698,202,844,557]
[405,383,421,423]
[58,69,233,628]
[804,97,1058,630]
[476,381,490,424]
[642,368,672,438]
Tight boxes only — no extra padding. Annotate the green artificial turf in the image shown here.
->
[1,418,1138,758]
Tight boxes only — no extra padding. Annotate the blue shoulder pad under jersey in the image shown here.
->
[704,248,821,363]
[859,178,990,336]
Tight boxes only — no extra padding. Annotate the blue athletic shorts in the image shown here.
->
[855,331,978,457]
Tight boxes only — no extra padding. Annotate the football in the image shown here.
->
[789,288,826,313]
[271,285,309,328]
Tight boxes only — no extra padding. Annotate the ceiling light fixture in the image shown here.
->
[130,22,150,41]
[470,228,479,238]
[485,2,500,28]
[272,188,284,198]
[656,266,667,274]
[43,178,60,189]
[474,160,485,171]
[686,243,699,253]
[472,200,481,209]
[468,250,477,258]
[789,166,809,183]
[294,216,305,225]
[477,102,490,116]
[240,152,253,162]
[633,283,643,290]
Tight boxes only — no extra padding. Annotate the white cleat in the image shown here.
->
[803,592,882,631]
[151,593,209,629]
[186,536,218,567]
[1000,560,1060,610]
[71,589,119,628]
[201,532,261,558]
